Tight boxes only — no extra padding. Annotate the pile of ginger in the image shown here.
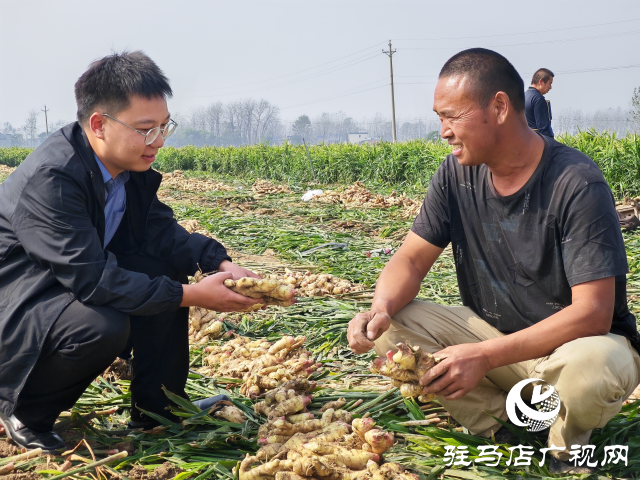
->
[266,270,365,297]
[195,334,424,479]
[199,335,322,398]
[238,381,418,480]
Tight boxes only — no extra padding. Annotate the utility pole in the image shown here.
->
[42,105,49,137]
[382,40,397,143]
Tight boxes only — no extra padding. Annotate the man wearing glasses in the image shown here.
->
[0,51,263,451]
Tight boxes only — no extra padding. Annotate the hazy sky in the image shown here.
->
[1,0,639,130]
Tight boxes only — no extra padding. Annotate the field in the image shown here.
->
[2,135,640,480]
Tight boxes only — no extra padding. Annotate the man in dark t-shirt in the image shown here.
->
[347,48,640,472]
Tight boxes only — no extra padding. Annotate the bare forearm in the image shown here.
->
[371,256,428,316]
[480,293,612,370]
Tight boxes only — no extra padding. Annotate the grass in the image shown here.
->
[2,149,640,479]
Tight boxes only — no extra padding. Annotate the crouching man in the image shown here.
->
[347,48,640,474]
[0,51,263,451]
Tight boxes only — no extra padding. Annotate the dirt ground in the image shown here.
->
[128,462,184,480]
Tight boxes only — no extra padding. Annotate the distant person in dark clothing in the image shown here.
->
[525,68,554,137]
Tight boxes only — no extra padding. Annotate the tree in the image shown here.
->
[1,122,16,135]
[292,115,311,139]
[21,110,39,147]
[630,87,640,131]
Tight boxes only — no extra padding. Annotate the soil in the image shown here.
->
[128,462,184,480]
[102,358,132,382]
[0,440,17,458]
[0,472,41,480]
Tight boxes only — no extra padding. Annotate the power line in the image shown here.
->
[182,52,382,98]
[281,83,389,110]
[182,42,386,93]
[395,18,640,42]
[400,29,640,51]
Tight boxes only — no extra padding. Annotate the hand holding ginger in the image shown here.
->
[420,342,492,400]
[181,271,264,312]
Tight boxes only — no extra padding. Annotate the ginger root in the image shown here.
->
[214,405,247,424]
[224,277,296,311]
[370,342,438,402]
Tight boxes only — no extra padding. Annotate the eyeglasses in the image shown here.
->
[101,114,178,145]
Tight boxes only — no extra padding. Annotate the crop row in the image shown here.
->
[2,130,639,197]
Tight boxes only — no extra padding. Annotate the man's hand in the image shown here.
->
[420,343,491,400]
[218,260,261,280]
[181,271,263,312]
[347,310,392,353]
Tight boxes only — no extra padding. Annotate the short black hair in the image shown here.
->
[531,68,554,85]
[74,50,172,125]
[439,48,525,112]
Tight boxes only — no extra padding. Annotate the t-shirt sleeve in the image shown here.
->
[561,182,628,286]
[410,162,451,248]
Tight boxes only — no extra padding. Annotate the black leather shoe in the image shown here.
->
[0,412,64,452]
[193,394,231,411]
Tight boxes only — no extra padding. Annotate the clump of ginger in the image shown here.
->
[370,342,438,403]
[224,277,296,311]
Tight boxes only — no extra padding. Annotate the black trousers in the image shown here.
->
[14,255,189,431]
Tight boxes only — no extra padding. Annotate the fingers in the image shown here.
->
[366,312,391,341]
[347,313,375,353]
[226,288,263,305]
[420,361,448,387]
[247,270,262,279]
[442,389,466,400]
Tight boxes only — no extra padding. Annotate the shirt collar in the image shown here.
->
[94,153,114,184]
[93,153,130,185]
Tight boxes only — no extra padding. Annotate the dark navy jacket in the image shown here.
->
[525,86,554,138]
[0,122,230,417]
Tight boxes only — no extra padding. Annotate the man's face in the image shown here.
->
[99,95,170,173]
[539,77,553,95]
[433,75,496,167]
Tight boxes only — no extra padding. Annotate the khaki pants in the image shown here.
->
[374,300,640,460]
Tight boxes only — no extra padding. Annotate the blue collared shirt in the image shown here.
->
[94,154,130,247]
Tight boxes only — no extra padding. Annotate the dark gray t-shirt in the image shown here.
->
[412,136,639,349]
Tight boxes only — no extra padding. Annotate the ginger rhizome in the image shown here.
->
[199,335,321,400]
[370,342,438,403]
[247,387,401,479]
[224,277,296,311]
